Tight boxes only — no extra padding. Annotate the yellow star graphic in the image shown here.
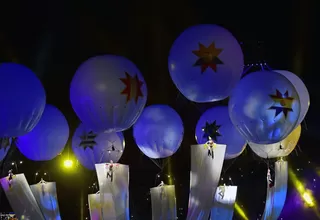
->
[192,42,224,73]
[193,42,223,58]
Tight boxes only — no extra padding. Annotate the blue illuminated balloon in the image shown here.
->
[275,70,309,125]
[195,106,246,159]
[0,63,46,137]
[16,104,69,161]
[168,24,244,103]
[70,55,147,133]
[72,123,125,170]
[133,105,184,159]
[229,70,301,144]
[0,138,12,161]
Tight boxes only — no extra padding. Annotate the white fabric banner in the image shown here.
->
[95,163,129,220]
[30,182,61,220]
[88,193,116,220]
[210,185,237,220]
[262,160,288,220]
[0,174,44,220]
[187,144,226,220]
[88,194,103,220]
[150,185,176,220]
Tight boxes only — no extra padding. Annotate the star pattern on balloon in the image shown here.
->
[269,90,294,118]
[192,42,224,73]
[79,131,97,150]
[0,137,11,151]
[202,121,222,142]
[120,72,144,103]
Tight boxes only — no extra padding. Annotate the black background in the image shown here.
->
[0,0,318,219]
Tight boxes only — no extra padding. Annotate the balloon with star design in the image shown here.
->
[229,70,301,144]
[195,106,246,159]
[275,70,310,125]
[16,104,69,161]
[168,24,244,103]
[0,63,46,137]
[72,123,125,170]
[70,55,147,133]
[0,138,12,161]
[133,104,184,159]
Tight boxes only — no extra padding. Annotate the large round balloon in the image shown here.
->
[0,138,12,161]
[70,55,147,133]
[133,105,184,159]
[249,124,301,158]
[168,24,243,103]
[0,63,46,137]
[275,70,309,125]
[229,70,301,144]
[16,104,69,161]
[72,123,125,170]
[195,106,246,159]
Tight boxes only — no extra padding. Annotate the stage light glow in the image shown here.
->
[235,202,249,220]
[64,159,74,169]
[302,191,314,207]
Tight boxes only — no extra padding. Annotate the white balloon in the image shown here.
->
[168,24,244,102]
[249,125,301,158]
[70,55,148,133]
[229,70,301,144]
[72,123,125,170]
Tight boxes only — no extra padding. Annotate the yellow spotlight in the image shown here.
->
[289,167,319,218]
[64,159,74,169]
[234,202,249,220]
[302,191,315,207]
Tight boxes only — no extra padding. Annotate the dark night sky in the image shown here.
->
[0,0,319,219]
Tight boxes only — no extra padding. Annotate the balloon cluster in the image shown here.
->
[0,63,69,162]
[69,55,148,168]
[229,70,309,158]
[0,23,309,168]
[167,24,309,160]
[167,24,246,159]
[69,55,184,166]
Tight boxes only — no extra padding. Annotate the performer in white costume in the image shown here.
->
[218,184,226,199]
